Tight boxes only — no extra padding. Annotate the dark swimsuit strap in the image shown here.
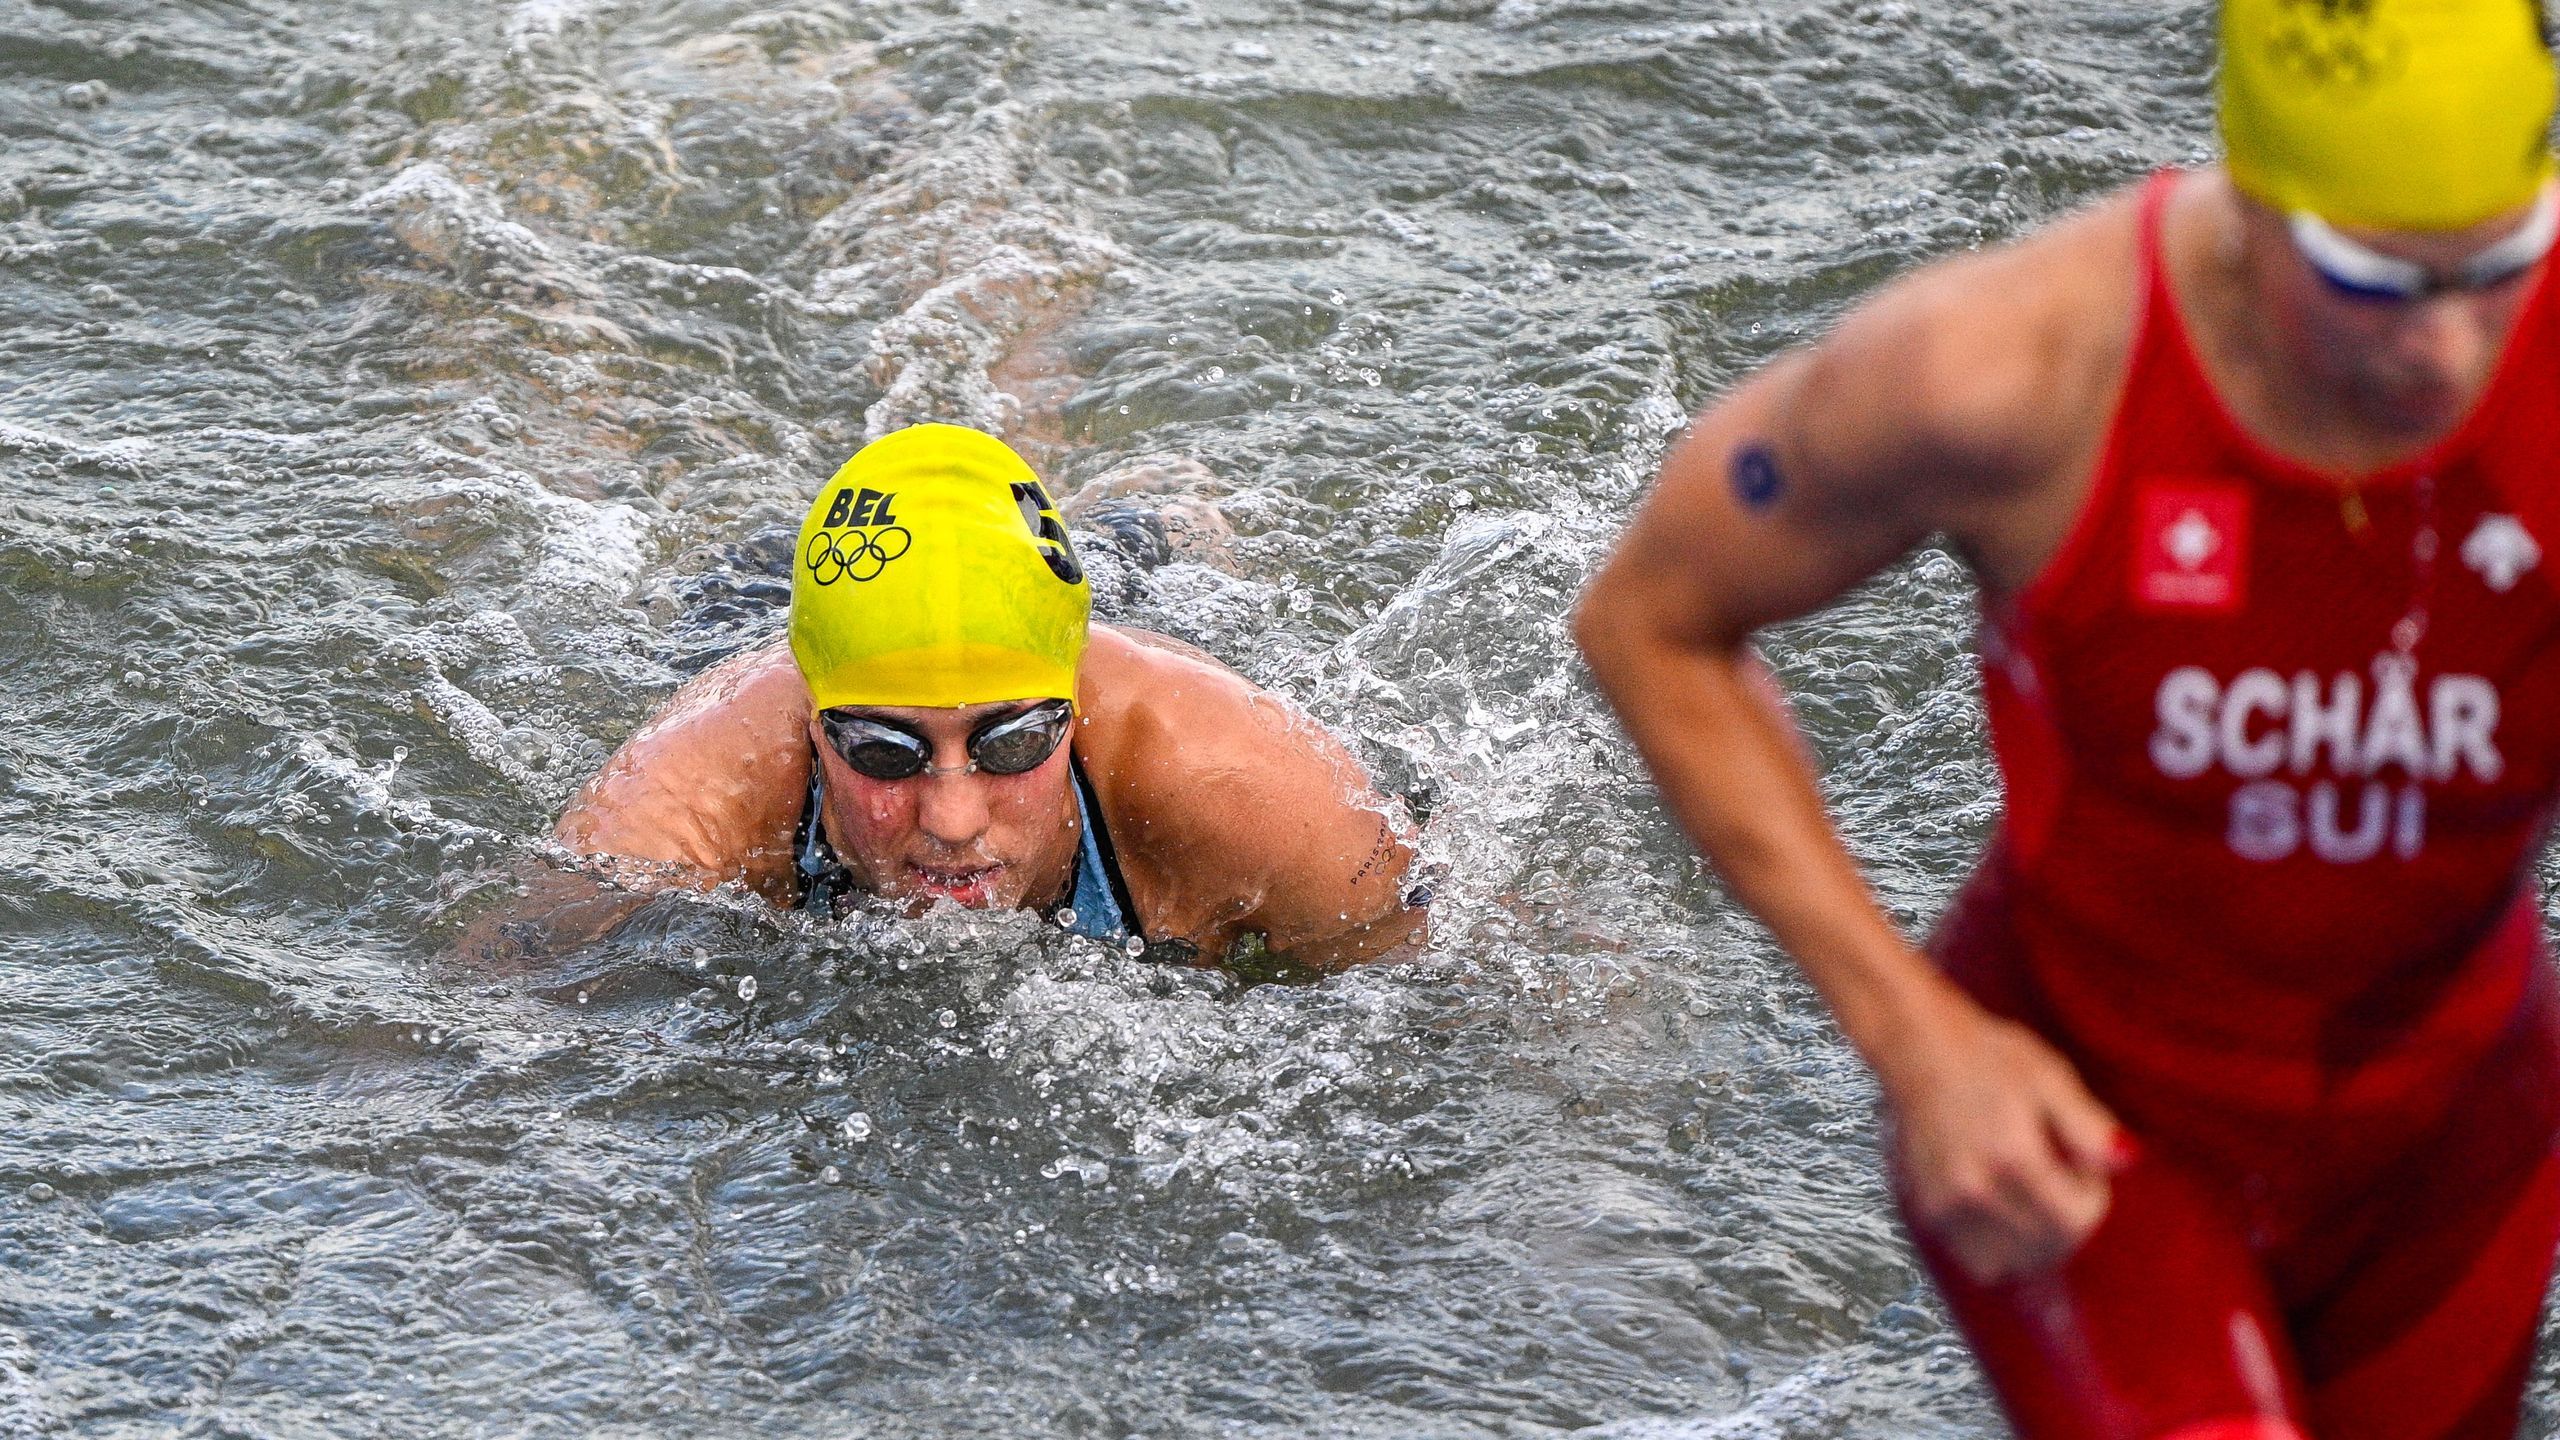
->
[794,760,852,913]
[1069,761,1142,934]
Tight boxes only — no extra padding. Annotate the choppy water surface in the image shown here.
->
[9,2,2517,1436]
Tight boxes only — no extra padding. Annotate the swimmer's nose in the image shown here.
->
[913,771,995,850]
[2397,293,2502,391]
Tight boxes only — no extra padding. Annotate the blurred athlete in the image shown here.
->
[1578,1,2560,1435]
[542,423,1425,971]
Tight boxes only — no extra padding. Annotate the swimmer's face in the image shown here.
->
[2248,194,2546,436]
[809,700,1083,914]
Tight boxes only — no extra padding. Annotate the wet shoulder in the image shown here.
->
[555,640,816,888]
[1806,184,2147,506]
[641,640,812,747]
[1071,626,1310,852]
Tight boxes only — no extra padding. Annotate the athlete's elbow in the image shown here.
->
[1570,568,1640,688]
[1279,900,1431,973]
[1572,565,1720,699]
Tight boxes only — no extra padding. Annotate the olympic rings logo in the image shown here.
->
[2261,0,2407,92]
[803,526,913,585]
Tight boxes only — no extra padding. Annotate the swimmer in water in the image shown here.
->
[1578,1,2560,1434]
[530,423,1427,971]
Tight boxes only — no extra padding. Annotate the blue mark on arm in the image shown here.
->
[1731,444,1784,511]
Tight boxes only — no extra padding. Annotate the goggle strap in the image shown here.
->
[2291,186,2560,299]
[2460,187,2560,288]
[2290,211,2432,296]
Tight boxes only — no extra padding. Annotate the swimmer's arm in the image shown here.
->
[1577,341,1946,1047]
[1246,799,1430,972]
[1136,690,1428,971]
[1578,266,2038,1021]
[452,858,672,969]
[460,648,813,966]
[1574,242,2126,1281]
[1228,694,1430,971]
[549,643,813,905]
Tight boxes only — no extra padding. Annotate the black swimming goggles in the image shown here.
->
[819,698,1074,781]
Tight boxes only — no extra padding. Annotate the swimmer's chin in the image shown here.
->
[2352,371,2471,434]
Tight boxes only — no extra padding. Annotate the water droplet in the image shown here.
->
[737,975,759,1002]
[937,1008,957,1028]
[820,1165,842,1185]
[1057,907,1079,930]
[841,1113,873,1141]
[1124,935,1145,956]
[26,1183,56,1203]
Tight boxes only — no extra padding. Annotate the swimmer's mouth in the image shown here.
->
[907,863,1004,906]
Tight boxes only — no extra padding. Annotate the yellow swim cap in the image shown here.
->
[789,425,1091,711]
[2221,0,2556,231]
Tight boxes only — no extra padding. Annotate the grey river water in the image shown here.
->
[6,0,2549,1436]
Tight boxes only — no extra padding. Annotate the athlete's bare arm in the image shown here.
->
[550,645,814,904]
[1576,192,2144,1283]
[1075,629,1426,970]
[454,647,810,964]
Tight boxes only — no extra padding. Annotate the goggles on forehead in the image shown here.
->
[2289,187,2560,303]
[819,699,1073,781]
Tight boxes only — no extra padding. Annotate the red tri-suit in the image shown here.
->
[1919,172,2560,1439]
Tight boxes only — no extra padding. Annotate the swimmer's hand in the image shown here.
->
[1879,987,2129,1284]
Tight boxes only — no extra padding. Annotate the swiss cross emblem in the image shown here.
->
[2133,480,2250,614]
[2462,514,2541,593]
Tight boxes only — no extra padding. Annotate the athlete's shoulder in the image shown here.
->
[1083,622,1237,678]
[553,640,814,894]
[1074,624,1416,963]
[632,641,810,743]
[1074,624,1355,841]
[1802,183,2148,502]
[1072,625,1266,793]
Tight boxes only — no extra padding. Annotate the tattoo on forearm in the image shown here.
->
[1350,819,1396,885]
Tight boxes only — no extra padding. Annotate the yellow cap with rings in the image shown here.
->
[790,424,1090,711]
[2221,0,2556,231]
